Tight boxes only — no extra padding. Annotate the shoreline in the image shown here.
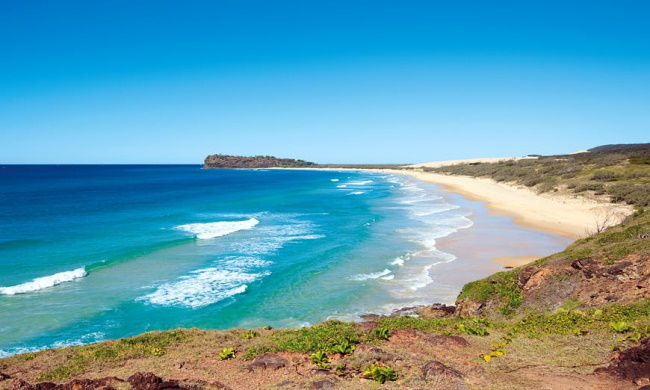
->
[386,169,634,241]
[360,167,634,268]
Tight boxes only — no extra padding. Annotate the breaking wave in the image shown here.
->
[0,268,87,295]
[175,218,259,239]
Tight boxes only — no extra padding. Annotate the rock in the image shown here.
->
[606,261,633,276]
[250,353,289,370]
[63,378,121,390]
[421,360,463,381]
[595,337,650,382]
[353,344,398,362]
[127,372,185,390]
[310,379,337,389]
[455,298,485,317]
[389,306,424,317]
[9,378,34,389]
[518,266,540,288]
[3,377,123,390]
[430,303,456,314]
[417,304,456,318]
[424,334,470,348]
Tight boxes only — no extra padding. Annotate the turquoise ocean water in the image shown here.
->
[0,165,568,357]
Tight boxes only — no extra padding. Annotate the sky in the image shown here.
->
[1,1,649,164]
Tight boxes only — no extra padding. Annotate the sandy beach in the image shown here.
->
[401,169,633,240]
[368,159,634,268]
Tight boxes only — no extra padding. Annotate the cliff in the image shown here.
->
[203,154,318,169]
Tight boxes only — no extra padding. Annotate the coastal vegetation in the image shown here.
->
[203,154,318,169]
[421,143,650,207]
[2,144,649,389]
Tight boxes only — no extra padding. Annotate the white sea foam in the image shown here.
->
[223,256,273,269]
[408,265,434,291]
[337,184,348,188]
[138,268,270,308]
[0,268,88,295]
[350,191,365,195]
[391,254,411,266]
[0,332,105,358]
[176,218,259,239]
[350,269,392,281]
[331,179,340,182]
[345,180,373,186]
[380,274,395,280]
[229,219,323,255]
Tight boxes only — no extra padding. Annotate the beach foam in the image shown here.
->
[138,268,270,308]
[345,180,374,186]
[0,268,87,295]
[408,265,434,291]
[391,254,411,266]
[176,218,259,239]
[350,269,392,281]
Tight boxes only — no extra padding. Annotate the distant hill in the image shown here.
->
[588,143,650,154]
[203,154,318,169]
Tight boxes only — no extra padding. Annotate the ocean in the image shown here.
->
[0,165,569,357]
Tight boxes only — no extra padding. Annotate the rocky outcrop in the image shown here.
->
[127,372,187,390]
[421,360,464,381]
[249,354,289,370]
[203,154,317,169]
[458,251,650,317]
[5,374,208,390]
[595,337,650,384]
[8,377,123,390]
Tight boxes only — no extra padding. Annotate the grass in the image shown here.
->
[458,270,524,316]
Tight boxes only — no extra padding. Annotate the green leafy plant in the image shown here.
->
[241,330,260,339]
[362,362,398,384]
[372,327,390,340]
[149,347,165,356]
[332,340,355,356]
[273,320,362,354]
[218,347,236,360]
[610,321,632,333]
[481,338,510,362]
[457,323,489,336]
[311,350,330,368]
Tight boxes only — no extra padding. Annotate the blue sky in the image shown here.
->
[1,1,649,164]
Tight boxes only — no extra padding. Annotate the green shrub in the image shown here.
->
[311,350,330,368]
[241,330,259,339]
[219,347,236,360]
[372,327,390,340]
[273,320,362,354]
[362,362,398,384]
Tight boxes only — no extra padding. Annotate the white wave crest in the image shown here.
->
[408,265,434,291]
[391,254,411,266]
[0,268,87,295]
[176,218,259,239]
[349,269,392,281]
[345,180,373,186]
[138,268,270,308]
